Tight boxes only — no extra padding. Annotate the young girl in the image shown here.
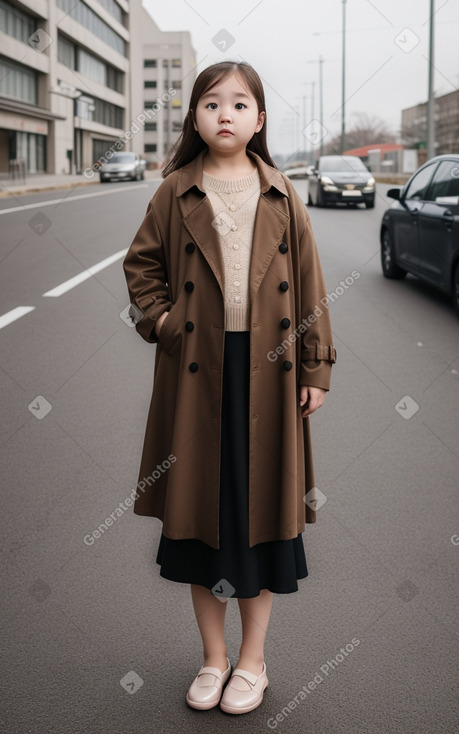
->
[123,60,336,715]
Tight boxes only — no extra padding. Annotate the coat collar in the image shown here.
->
[175,148,289,198]
[176,148,291,306]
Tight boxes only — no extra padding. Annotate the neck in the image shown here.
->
[202,149,256,178]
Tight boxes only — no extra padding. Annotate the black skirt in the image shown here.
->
[155,330,308,598]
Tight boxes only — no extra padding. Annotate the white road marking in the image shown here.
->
[0,183,150,216]
[43,249,128,297]
[0,306,35,330]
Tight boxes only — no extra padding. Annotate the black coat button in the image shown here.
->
[184,281,194,292]
[185,242,195,253]
[185,321,194,332]
[283,360,293,371]
[189,362,199,372]
[279,280,289,291]
[279,242,288,253]
[280,318,291,329]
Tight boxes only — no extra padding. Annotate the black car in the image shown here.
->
[380,154,459,316]
[308,155,375,208]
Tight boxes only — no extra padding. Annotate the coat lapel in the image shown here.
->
[175,148,290,305]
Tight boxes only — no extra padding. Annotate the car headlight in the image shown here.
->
[320,175,335,185]
[366,177,375,186]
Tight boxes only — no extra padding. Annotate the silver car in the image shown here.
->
[99,152,146,183]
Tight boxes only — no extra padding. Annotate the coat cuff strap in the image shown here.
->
[302,344,337,363]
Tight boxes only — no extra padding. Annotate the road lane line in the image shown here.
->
[0,306,35,330]
[0,183,150,216]
[42,249,128,297]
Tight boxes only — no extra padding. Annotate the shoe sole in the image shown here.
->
[219,680,268,714]
[186,693,221,710]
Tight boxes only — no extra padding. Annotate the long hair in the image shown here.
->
[162,61,276,177]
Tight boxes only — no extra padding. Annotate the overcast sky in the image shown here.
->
[143,0,459,157]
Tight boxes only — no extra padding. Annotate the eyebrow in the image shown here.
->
[200,91,251,100]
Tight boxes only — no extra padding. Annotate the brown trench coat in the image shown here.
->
[122,148,336,549]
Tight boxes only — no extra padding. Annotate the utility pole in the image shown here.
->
[427,0,435,160]
[319,55,324,156]
[340,0,347,154]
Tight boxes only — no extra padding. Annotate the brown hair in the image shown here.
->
[162,61,276,177]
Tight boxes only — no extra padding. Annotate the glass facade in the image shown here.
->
[0,0,35,44]
[57,34,123,93]
[56,0,126,56]
[0,56,37,104]
[93,0,123,25]
[9,130,46,173]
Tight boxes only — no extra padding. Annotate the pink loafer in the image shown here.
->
[220,661,268,714]
[186,657,232,710]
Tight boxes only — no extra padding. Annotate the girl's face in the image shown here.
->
[192,72,265,155]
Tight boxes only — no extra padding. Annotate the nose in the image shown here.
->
[218,106,233,124]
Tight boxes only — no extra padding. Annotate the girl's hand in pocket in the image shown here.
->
[155,310,169,338]
[299,385,327,417]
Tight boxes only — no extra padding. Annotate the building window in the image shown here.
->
[0,0,35,45]
[172,121,182,132]
[79,47,105,86]
[57,33,123,93]
[57,34,75,69]
[144,80,157,88]
[93,0,124,25]
[75,92,123,128]
[144,144,157,152]
[171,58,181,68]
[0,55,37,104]
[144,101,165,109]
[56,0,125,56]
[144,122,157,131]
[144,59,157,67]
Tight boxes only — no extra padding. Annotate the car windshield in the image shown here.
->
[319,157,368,173]
[109,153,136,163]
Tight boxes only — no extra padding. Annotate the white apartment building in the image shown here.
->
[0,0,195,175]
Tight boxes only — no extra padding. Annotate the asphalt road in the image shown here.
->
[1,176,458,734]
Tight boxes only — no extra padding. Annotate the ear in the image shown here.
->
[255,110,266,133]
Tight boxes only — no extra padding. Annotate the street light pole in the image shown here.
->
[427,0,435,160]
[340,0,347,154]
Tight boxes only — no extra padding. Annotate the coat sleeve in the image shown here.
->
[122,195,172,344]
[298,214,337,391]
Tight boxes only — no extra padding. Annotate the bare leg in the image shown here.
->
[190,584,229,672]
[235,589,273,675]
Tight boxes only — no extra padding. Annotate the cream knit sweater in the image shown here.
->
[202,168,261,331]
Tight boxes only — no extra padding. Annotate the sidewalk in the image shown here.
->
[0,168,163,198]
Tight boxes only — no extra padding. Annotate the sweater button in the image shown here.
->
[184,281,194,292]
[185,242,195,253]
[279,280,289,291]
[280,318,291,329]
[189,362,199,372]
[279,242,288,253]
[229,204,236,211]
[185,321,194,332]
[283,360,293,371]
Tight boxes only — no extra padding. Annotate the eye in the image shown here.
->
[205,102,218,110]
[235,103,246,110]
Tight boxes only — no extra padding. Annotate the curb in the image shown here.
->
[0,179,100,199]
[0,173,163,199]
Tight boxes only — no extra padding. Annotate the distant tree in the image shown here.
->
[323,113,397,154]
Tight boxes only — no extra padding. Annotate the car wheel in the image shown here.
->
[141,170,145,180]
[381,229,406,279]
[308,192,314,206]
[366,200,375,209]
[453,261,459,318]
[100,177,108,183]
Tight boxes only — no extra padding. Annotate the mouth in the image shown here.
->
[218,129,233,136]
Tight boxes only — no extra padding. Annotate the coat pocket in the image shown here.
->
[157,302,182,356]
